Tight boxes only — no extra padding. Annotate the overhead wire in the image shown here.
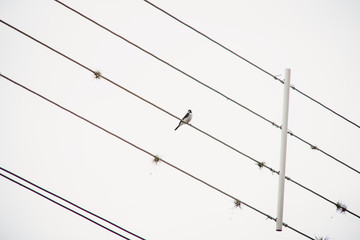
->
[49,1,360,176]
[0,172,133,240]
[143,0,278,80]
[142,0,360,129]
[0,167,146,240]
[0,20,359,219]
[285,176,360,218]
[287,131,360,174]
[0,73,315,240]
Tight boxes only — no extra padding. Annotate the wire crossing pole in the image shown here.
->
[276,68,291,231]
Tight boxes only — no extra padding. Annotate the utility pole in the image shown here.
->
[276,68,291,231]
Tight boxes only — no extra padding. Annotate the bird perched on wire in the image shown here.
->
[175,110,192,131]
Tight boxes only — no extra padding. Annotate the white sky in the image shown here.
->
[1,0,360,239]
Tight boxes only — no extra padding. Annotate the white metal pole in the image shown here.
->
[276,68,291,231]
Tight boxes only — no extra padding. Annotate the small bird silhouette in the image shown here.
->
[175,110,192,131]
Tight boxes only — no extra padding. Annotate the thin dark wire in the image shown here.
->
[0,20,358,219]
[0,74,314,240]
[142,0,278,80]
[285,176,360,219]
[0,74,153,157]
[142,0,360,129]
[288,131,360,175]
[0,173,132,240]
[50,1,360,175]
[290,85,360,129]
[0,167,146,240]
[0,20,94,74]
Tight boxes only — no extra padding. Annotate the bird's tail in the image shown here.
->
[174,123,181,131]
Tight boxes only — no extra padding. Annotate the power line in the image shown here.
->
[289,85,360,129]
[0,167,146,240]
[0,74,315,240]
[142,0,360,129]
[288,131,360,175]
[48,1,360,176]
[0,172,133,240]
[0,20,358,219]
[285,176,360,219]
[143,0,278,80]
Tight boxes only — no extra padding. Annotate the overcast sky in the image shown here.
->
[1,0,360,239]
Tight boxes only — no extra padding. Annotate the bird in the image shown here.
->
[175,110,192,131]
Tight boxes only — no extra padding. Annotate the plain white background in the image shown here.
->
[1,0,359,239]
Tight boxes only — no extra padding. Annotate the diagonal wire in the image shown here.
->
[143,0,278,80]
[289,85,359,129]
[0,172,132,240]
[0,167,146,240]
[287,131,360,174]
[1,19,359,219]
[142,0,360,129]
[0,73,315,240]
[285,176,360,219]
[51,1,360,175]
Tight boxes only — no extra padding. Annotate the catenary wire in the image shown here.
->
[0,74,315,240]
[0,172,132,240]
[0,167,146,240]
[142,0,360,129]
[0,20,358,218]
[48,2,360,175]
